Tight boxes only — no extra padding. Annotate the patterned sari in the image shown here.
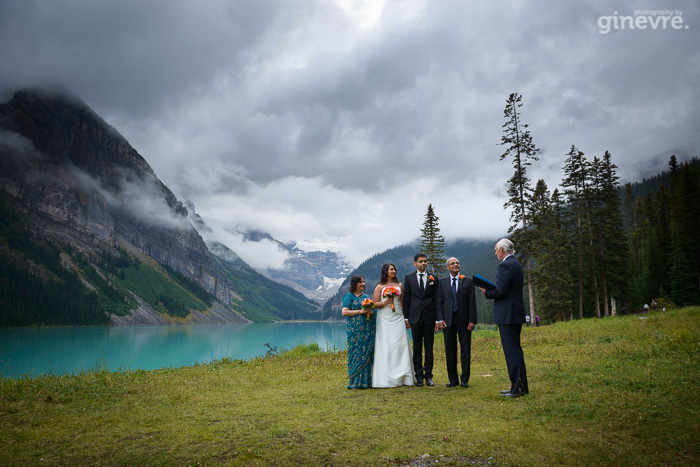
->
[343,292,376,389]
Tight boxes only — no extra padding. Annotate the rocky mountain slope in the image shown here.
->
[185,203,352,304]
[238,231,352,303]
[0,88,319,326]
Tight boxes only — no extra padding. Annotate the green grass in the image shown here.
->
[1,307,699,466]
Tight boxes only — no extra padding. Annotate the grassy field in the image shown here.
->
[1,307,699,466]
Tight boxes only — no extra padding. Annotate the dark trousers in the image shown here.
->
[498,323,529,394]
[444,323,472,385]
[411,322,434,379]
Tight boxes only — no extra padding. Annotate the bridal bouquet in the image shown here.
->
[361,299,375,321]
[382,287,400,312]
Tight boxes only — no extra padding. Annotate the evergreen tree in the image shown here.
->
[633,197,658,305]
[561,145,588,319]
[622,183,638,237]
[652,186,672,297]
[526,179,550,314]
[586,156,603,318]
[528,181,573,322]
[528,179,551,249]
[419,204,446,275]
[632,188,671,305]
[595,151,630,316]
[499,92,540,322]
[667,158,700,305]
[624,186,646,309]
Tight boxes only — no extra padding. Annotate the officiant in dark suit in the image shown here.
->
[437,257,477,388]
[478,238,529,398]
[403,253,438,387]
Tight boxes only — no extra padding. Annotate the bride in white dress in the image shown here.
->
[371,263,416,388]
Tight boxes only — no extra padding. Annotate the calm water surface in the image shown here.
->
[0,322,348,378]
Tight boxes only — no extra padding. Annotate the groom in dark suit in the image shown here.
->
[437,257,477,388]
[403,253,438,387]
[478,238,529,398]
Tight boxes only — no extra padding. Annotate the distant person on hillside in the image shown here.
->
[478,238,529,398]
[436,257,477,388]
[341,275,376,389]
[371,263,415,388]
[403,253,439,387]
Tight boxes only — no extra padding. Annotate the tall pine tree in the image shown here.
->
[586,156,603,318]
[420,204,446,275]
[528,181,573,322]
[499,93,540,323]
[561,145,588,319]
[595,151,630,317]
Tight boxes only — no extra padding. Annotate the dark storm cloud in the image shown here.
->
[0,0,275,115]
[1,0,698,265]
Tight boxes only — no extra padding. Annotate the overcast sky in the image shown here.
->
[1,0,698,268]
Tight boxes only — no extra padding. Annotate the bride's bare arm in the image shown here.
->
[372,285,382,303]
[372,285,388,307]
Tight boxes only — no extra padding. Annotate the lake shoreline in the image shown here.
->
[0,322,348,379]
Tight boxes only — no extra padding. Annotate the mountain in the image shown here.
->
[183,203,353,304]
[0,88,319,326]
[238,231,353,303]
[321,238,499,322]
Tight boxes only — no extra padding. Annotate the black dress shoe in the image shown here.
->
[461,382,469,388]
[446,382,458,387]
[415,378,424,387]
[425,378,434,387]
[501,391,521,398]
[500,389,511,394]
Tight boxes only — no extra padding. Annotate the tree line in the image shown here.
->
[0,204,112,326]
[624,155,700,310]
[497,93,699,324]
[339,94,698,325]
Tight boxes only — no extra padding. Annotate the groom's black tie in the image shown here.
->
[419,273,425,293]
[452,277,458,312]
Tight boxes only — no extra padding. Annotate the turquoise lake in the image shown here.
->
[0,322,348,378]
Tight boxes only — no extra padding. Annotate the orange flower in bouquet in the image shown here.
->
[361,298,375,320]
[382,287,400,312]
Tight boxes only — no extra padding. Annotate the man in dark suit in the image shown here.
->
[437,257,477,388]
[403,253,438,387]
[478,238,529,398]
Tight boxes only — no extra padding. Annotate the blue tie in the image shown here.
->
[451,277,458,312]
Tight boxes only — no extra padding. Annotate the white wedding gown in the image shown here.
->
[372,286,416,388]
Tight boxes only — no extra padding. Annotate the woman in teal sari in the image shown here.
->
[342,275,377,389]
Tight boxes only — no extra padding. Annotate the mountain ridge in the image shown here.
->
[239,230,353,303]
[0,88,319,326]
